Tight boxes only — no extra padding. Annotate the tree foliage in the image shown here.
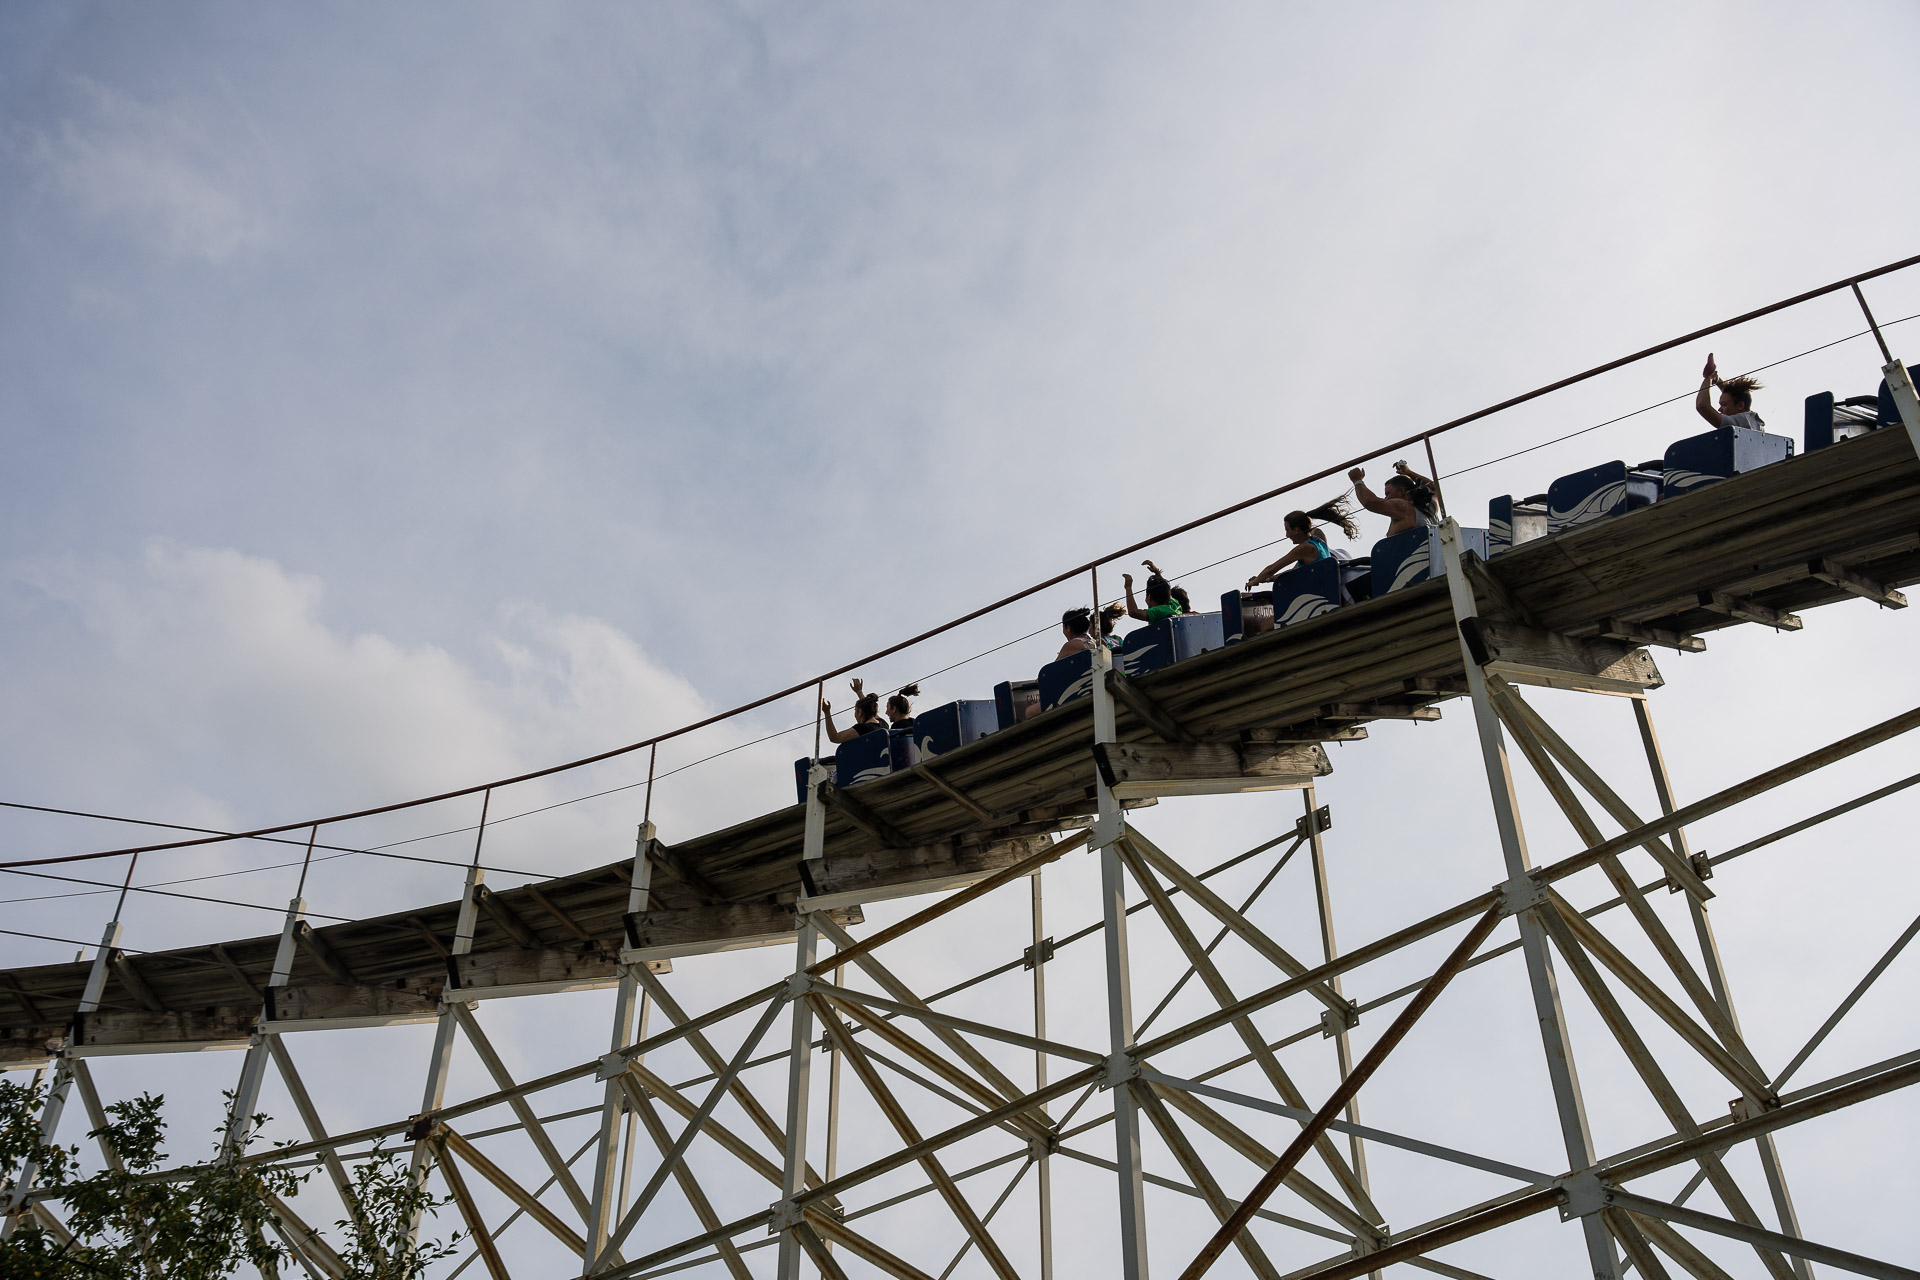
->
[1,1077,458,1280]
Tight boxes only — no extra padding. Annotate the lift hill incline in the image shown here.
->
[2,419,1915,1060]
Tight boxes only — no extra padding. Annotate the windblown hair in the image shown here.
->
[1286,495,1360,541]
[1099,604,1126,636]
[1170,585,1193,614]
[1382,476,1436,517]
[887,684,921,719]
[1720,374,1763,409]
[1062,607,1093,636]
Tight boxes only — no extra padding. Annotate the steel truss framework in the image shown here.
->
[7,321,1920,1280]
[8,512,1920,1280]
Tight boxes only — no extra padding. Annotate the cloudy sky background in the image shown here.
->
[4,2,1920,1275]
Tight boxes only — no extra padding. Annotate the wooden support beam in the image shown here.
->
[434,1136,512,1280]
[1809,556,1908,608]
[109,952,165,1013]
[807,835,1054,906]
[0,1025,63,1067]
[1319,703,1444,722]
[811,994,1021,1280]
[475,885,542,949]
[1599,618,1707,653]
[1697,590,1802,632]
[264,981,439,1026]
[817,782,911,848]
[522,885,593,943]
[1460,551,1540,626]
[1,974,46,1023]
[1244,723,1369,745]
[406,915,452,959]
[1463,615,1669,691]
[1107,670,1199,743]
[209,944,263,1003]
[1132,1081,1285,1280]
[440,1126,587,1256]
[1093,741,1331,800]
[917,763,996,823]
[72,1005,256,1049]
[647,840,728,905]
[625,1092,754,1280]
[623,901,863,964]
[293,921,357,985]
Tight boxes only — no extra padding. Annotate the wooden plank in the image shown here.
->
[474,885,542,949]
[1319,703,1443,722]
[1810,557,1908,608]
[647,839,728,905]
[0,1025,65,1067]
[817,783,910,848]
[265,981,440,1024]
[522,884,593,943]
[622,902,863,962]
[808,835,1054,903]
[453,946,619,992]
[110,952,166,1013]
[1698,590,1802,632]
[1461,552,1540,626]
[294,921,358,985]
[209,944,264,1003]
[1107,670,1199,743]
[1461,617,1668,686]
[73,1005,256,1048]
[1095,741,1331,800]
[916,764,995,822]
[1599,619,1706,653]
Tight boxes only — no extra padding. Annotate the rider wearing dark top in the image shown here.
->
[822,679,886,744]
[1246,498,1359,588]
[885,685,919,731]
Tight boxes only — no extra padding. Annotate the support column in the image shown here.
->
[776,917,820,1280]
[1093,632,1151,1280]
[1633,699,1814,1279]
[1031,866,1055,1280]
[1438,519,1618,1280]
[1302,784,1379,1277]
[223,895,307,1158]
[406,866,483,1243]
[777,755,832,1279]
[588,821,655,1261]
[0,922,118,1239]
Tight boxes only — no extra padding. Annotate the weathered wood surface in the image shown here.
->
[5,426,1916,1042]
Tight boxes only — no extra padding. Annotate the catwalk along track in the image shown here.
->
[6,420,1917,1059]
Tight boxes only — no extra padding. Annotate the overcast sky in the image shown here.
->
[4,3,1919,1276]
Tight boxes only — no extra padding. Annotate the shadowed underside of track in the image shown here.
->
[4,426,1917,1059]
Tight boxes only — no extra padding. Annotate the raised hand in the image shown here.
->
[1702,352,1717,382]
[849,678,864,697]
[1349,466,1366,483]
[1123,572,1134,588]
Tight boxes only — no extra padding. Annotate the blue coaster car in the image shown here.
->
[1334,551,1372,603]
[912,699,998,761]
[1371,526,1490,596]
[794,756,833,805]
[1805,383,1901,452]
[1036,650,1099,713]
[1118,612,1224,678]
[1221,590,1274,644]
[1546,461,1659,535]
[1269,557,1342,628]
[994,678,1042,729]
[1660,424,1792,498]
[833,728,915,788]
[1488,495,1548,556]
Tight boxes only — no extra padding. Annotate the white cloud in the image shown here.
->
[19,76,269,261]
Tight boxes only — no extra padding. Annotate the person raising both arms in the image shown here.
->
[1695,352,1765,430]
[1349,462,1439,536]
[1245,499,1360,589]
[821,679,885,744]
[1122,565,1185,623]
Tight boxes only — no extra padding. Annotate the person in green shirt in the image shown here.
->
[1122,565,1185,623]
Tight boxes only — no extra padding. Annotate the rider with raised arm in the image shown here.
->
[1695,352,1765,430]
[1350,463,1439,536]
